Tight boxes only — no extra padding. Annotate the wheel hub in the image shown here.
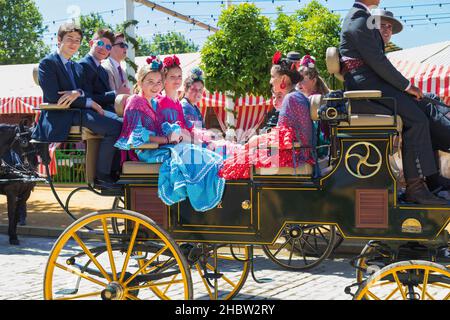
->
[289,226,303,239]
[101,282,125,300]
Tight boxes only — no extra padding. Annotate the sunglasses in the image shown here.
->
[113,42,129,49]
[96,40,112,51]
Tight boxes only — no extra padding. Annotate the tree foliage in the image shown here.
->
[148,32,199,55]
[273,0,341,80]
[201,3,275,99]
[0,0,49,65]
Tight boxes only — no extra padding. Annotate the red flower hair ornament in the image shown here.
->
[163,55,181,68]
[272,51,283,65]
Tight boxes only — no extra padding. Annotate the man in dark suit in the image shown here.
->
[374,9,450,154]
[31,23,122,189]
[339,0,449,205]
[79,29,130,114]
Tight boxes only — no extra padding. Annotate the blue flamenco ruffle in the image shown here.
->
[114,119,156,150]
[158,143,225,212]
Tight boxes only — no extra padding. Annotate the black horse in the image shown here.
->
[0,123,41,245]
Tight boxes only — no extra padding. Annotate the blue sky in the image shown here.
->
[35,0,450,51]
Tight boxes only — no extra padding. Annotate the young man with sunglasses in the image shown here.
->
[80,29,130,114]
[102,32,131,92]
[32,23,123,190]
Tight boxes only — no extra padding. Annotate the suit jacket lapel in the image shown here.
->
[87,55,111,91]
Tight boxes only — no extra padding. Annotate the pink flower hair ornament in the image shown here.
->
[300,55,316,69]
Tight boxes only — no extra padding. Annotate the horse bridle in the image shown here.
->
[8,127,38,172]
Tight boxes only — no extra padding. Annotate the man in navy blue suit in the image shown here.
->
[31,23,122,189]
[79,29,130,114]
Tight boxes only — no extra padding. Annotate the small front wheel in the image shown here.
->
[262,224,336,270]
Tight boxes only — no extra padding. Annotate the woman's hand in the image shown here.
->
[57,90,81,107]
[168,131,182,144]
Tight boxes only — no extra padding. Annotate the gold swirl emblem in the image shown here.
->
[345,142,382,179]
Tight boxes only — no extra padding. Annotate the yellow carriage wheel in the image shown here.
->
[354,260,450,300]
[44,210,193,300]
[191,244,250,300]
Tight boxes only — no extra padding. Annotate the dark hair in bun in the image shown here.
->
[272,60,303,85]
[271,51,303,85]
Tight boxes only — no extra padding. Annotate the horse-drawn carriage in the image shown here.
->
[20,48,450,300]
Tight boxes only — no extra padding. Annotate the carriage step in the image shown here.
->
[203,272,223,280]
[55,289,78,295]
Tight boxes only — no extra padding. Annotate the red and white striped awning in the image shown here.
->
[0,96,41,114]
[390,59,450,105]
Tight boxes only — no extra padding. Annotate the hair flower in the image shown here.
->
[163,55,181,69]
[146,55,163,71]
[300,55,316,68]
[190,66,204,81]
[272,51,283,65]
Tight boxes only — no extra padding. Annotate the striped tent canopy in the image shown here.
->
[387,41,450,105]
[198,92,273,142]
[0,96,41,114]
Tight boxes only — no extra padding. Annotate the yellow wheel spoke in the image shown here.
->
[196,263,214,300]
[444,292,450,300]
[55,262,107,287]
[54,291,103,300]
[125,293,141,300]
[366,290,381,300]
[71,233,112,282]
[385,287,399,300]
[417,285,436,300]
[123,245,169,286]
[215,255,236,261]
[432,282,450,290]
[101,218,117,281]
[421,269,430,300]
[119,222,140,283]
[127,279,185,291]
[205,263,236,287]
[162,274,179,296]
[393,271,407,300]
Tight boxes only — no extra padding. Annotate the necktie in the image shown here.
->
[65,61,77,90]
[118,65,125,83]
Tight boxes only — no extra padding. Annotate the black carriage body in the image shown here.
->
[121,126,450,246]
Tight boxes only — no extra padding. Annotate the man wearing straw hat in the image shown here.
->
[339,0,450,205]
[375,9,450,164]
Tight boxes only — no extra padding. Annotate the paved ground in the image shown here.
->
[0,233,357,300]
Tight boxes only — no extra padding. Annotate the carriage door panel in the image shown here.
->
[171,182,255,232]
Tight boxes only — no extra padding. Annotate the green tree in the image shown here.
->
[273,0,341,80]
[201,3,274,99]
[149,32,198,55]
[0,0,49,65]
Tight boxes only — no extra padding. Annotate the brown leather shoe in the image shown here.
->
[405,178,448,205]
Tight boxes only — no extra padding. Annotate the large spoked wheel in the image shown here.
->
[262,224,336,270]
[191,244,250,300]
[354,260,450,300]
[44,210,193,300]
